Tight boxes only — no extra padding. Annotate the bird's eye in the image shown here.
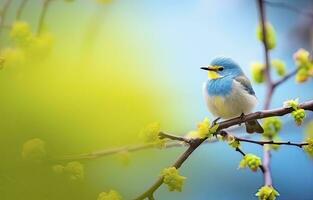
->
[218,67,224,71]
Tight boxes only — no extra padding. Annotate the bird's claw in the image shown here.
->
[239,113,245,126]
[212,117,221,126]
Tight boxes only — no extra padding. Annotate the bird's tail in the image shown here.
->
[245,120,264,134]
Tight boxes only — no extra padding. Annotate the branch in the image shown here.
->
[51,134,237,162]
[235,147,265,173]
[257,0,273,186]
[0,0,12,34]
[219,130,309,148]
[215,100,313,131]
[16,0,29,20]
[158,132,190,144]
[133,100,313,199]
[273,67,301,87]
[37,0,53,35]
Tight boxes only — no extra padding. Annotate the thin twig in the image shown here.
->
[133,100,313,199]
[0,0,13,33]
[257,0,274,186]
[235,137,308,148]
[16,0,29,20]
[159,132,190,144]
[273,67,300,87]
[37,0,52,35]
[219,130,308,148]
[235,147,265,173]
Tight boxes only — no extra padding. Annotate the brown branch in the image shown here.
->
[37,0,52,35]
[257,0,273,186]
[0,0,12,34]
[219,130,308,148]
[236,137,308,148]
[134,140,204,200]
[273,67,300,87]
[16,0,29,20]
[133,100,313,199]
[216,100,313,131]
[158,132,191,144]
[50,134,236,162]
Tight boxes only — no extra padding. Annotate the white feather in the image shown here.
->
[203,80,258,119]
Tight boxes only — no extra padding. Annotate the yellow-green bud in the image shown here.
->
[197,118,211,138]
[97,190,122,200]
[257,22,277,50]
[251,62,265,83]
[10,21,33,46]
[227,135,240,149]
[64,161,84,181]
[256,186,279,200]
[239,154,261,172]
[291,109,306,126]
[271,59,286,76]
[296,68,310,83]
[304,137,313,157]
[293,48,310,66]
[140,122,161,143]
[162,167,186,192]
[22,138,46,162]
[262,117,282,139]
[283,98,299,110]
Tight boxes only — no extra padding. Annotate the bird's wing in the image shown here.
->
[234,75,255,96]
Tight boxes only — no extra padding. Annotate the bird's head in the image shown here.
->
[201,57,243,79]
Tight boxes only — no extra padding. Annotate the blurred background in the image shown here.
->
[0,0,313,199]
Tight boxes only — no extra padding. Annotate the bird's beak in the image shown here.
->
[200,66,218,71]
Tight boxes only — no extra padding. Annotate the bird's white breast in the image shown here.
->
[203,80,258,119]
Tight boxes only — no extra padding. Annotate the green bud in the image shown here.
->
[251,62,265,83]
[64,161,84,181]
[262,117,282,139]
[271,59,286,76]
[293,48,310,67]
[291,109,306,126]
[21,138,46,162]
[140,122,165,147]
[256,185,279,200]
[162,167,186,192]
[257,22,277,50]
[304,137,313,157]
[227,135,240,149]
[239,154,262,172]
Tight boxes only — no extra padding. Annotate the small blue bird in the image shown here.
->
[201,57,263,133]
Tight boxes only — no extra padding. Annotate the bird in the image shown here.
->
[201,57,264,134]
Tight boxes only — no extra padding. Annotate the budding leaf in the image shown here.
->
[162,167,186,192]
[251,62,265,84]
[271,59,286,76]
[262,117,282,139]
[257,22,277,50]
[239,154,261,172]
[256,185,279,200]
[97,190,122,200]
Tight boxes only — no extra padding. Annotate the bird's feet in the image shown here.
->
[239,113,246,126]
[212,117,221,126]
[211,117,221,138]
